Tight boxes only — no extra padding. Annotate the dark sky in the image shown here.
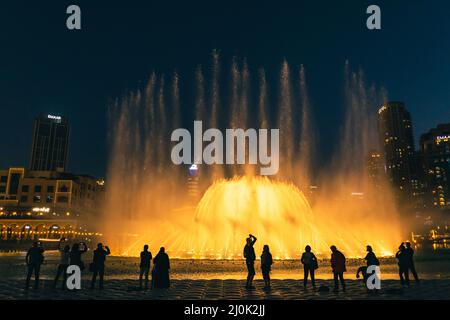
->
[1,0,450,177]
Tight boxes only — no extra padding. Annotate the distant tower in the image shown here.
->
[366,150,383,189]
[420,123,450,209]
[30,114,70,171]
[187,164,200,205]
[377,102,420,208]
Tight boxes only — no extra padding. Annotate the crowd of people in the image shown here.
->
[24,236,420,292]
[243,235,419,292]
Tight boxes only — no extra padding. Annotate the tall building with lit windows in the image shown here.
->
[366,150,383,189]
[377,102,420,209]
[420,124,450,210]
[30,114,70,171]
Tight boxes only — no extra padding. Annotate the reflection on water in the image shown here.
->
[1,252,450,280]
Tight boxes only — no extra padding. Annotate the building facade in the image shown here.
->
[0,167,104,240]
[377,102,422,210]
[29,114,70,171]
[420,124,450,210]
[366,150,383,189]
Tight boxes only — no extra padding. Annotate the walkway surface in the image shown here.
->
[1,279,449,300]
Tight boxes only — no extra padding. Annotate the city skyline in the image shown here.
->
[1,1,450,177]
[1,1,450,306]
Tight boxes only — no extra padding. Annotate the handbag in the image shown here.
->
[312,254,319,270]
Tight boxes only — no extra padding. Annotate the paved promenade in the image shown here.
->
[1,279,449,300]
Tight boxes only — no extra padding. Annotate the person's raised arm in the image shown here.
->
[250,234,257,245]
[105,246,111,255]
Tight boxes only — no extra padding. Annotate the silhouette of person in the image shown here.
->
[330,245,346,292]
[25,241,44,290]
[243,234,257,289]
[53,238,70,289]
[139,244,153,290]
[152,247,170,289]
[358,245,380,291]
[396,243,410,286]
[301,245,318,289]
[90,243,111,289]
[69,242,88,271]
[260,245,273,289]
[364,245,380,267]
[356,266,369,284]
[405,242,419,283]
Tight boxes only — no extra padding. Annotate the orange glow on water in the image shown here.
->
[106,176,400,259]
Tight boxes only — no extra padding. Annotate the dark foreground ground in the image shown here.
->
[1,279,449,300]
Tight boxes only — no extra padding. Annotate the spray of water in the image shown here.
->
[103,54,402,259]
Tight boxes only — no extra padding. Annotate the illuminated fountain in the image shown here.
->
[103,53,402,258]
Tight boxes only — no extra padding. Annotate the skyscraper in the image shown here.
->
[30,114,70,171]
[366,150,383,189]
[377,102,419,208]
[187,164,200,205]
[419,123,450,209]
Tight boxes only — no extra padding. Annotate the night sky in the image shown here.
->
[1,0,450,178]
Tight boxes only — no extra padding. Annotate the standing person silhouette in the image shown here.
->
[139,244,152,290]
[301,245,318,289]
[25,241,44,290]
[90,243,111,289]
[53,238,70,289]
[364,245,380,267]
[152,247,170,288]
[243,234,257,289]
[396,243,410,287]
[359,245,380,292]
[69,242,88,271]
[260,245,273,289]
[405,242,419,283]
[330,245,346,293]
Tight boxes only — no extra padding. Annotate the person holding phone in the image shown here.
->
[90,243,111,289]
[243,234,257,289]
[69,241,88,271]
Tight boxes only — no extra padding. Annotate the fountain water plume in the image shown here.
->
[194,65,205,122]
[258,68,268,130]
[278,60,294,179]
[103,54,402,259]
[297,64,315,190]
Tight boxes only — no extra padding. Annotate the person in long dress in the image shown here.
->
[152,247,170,288]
